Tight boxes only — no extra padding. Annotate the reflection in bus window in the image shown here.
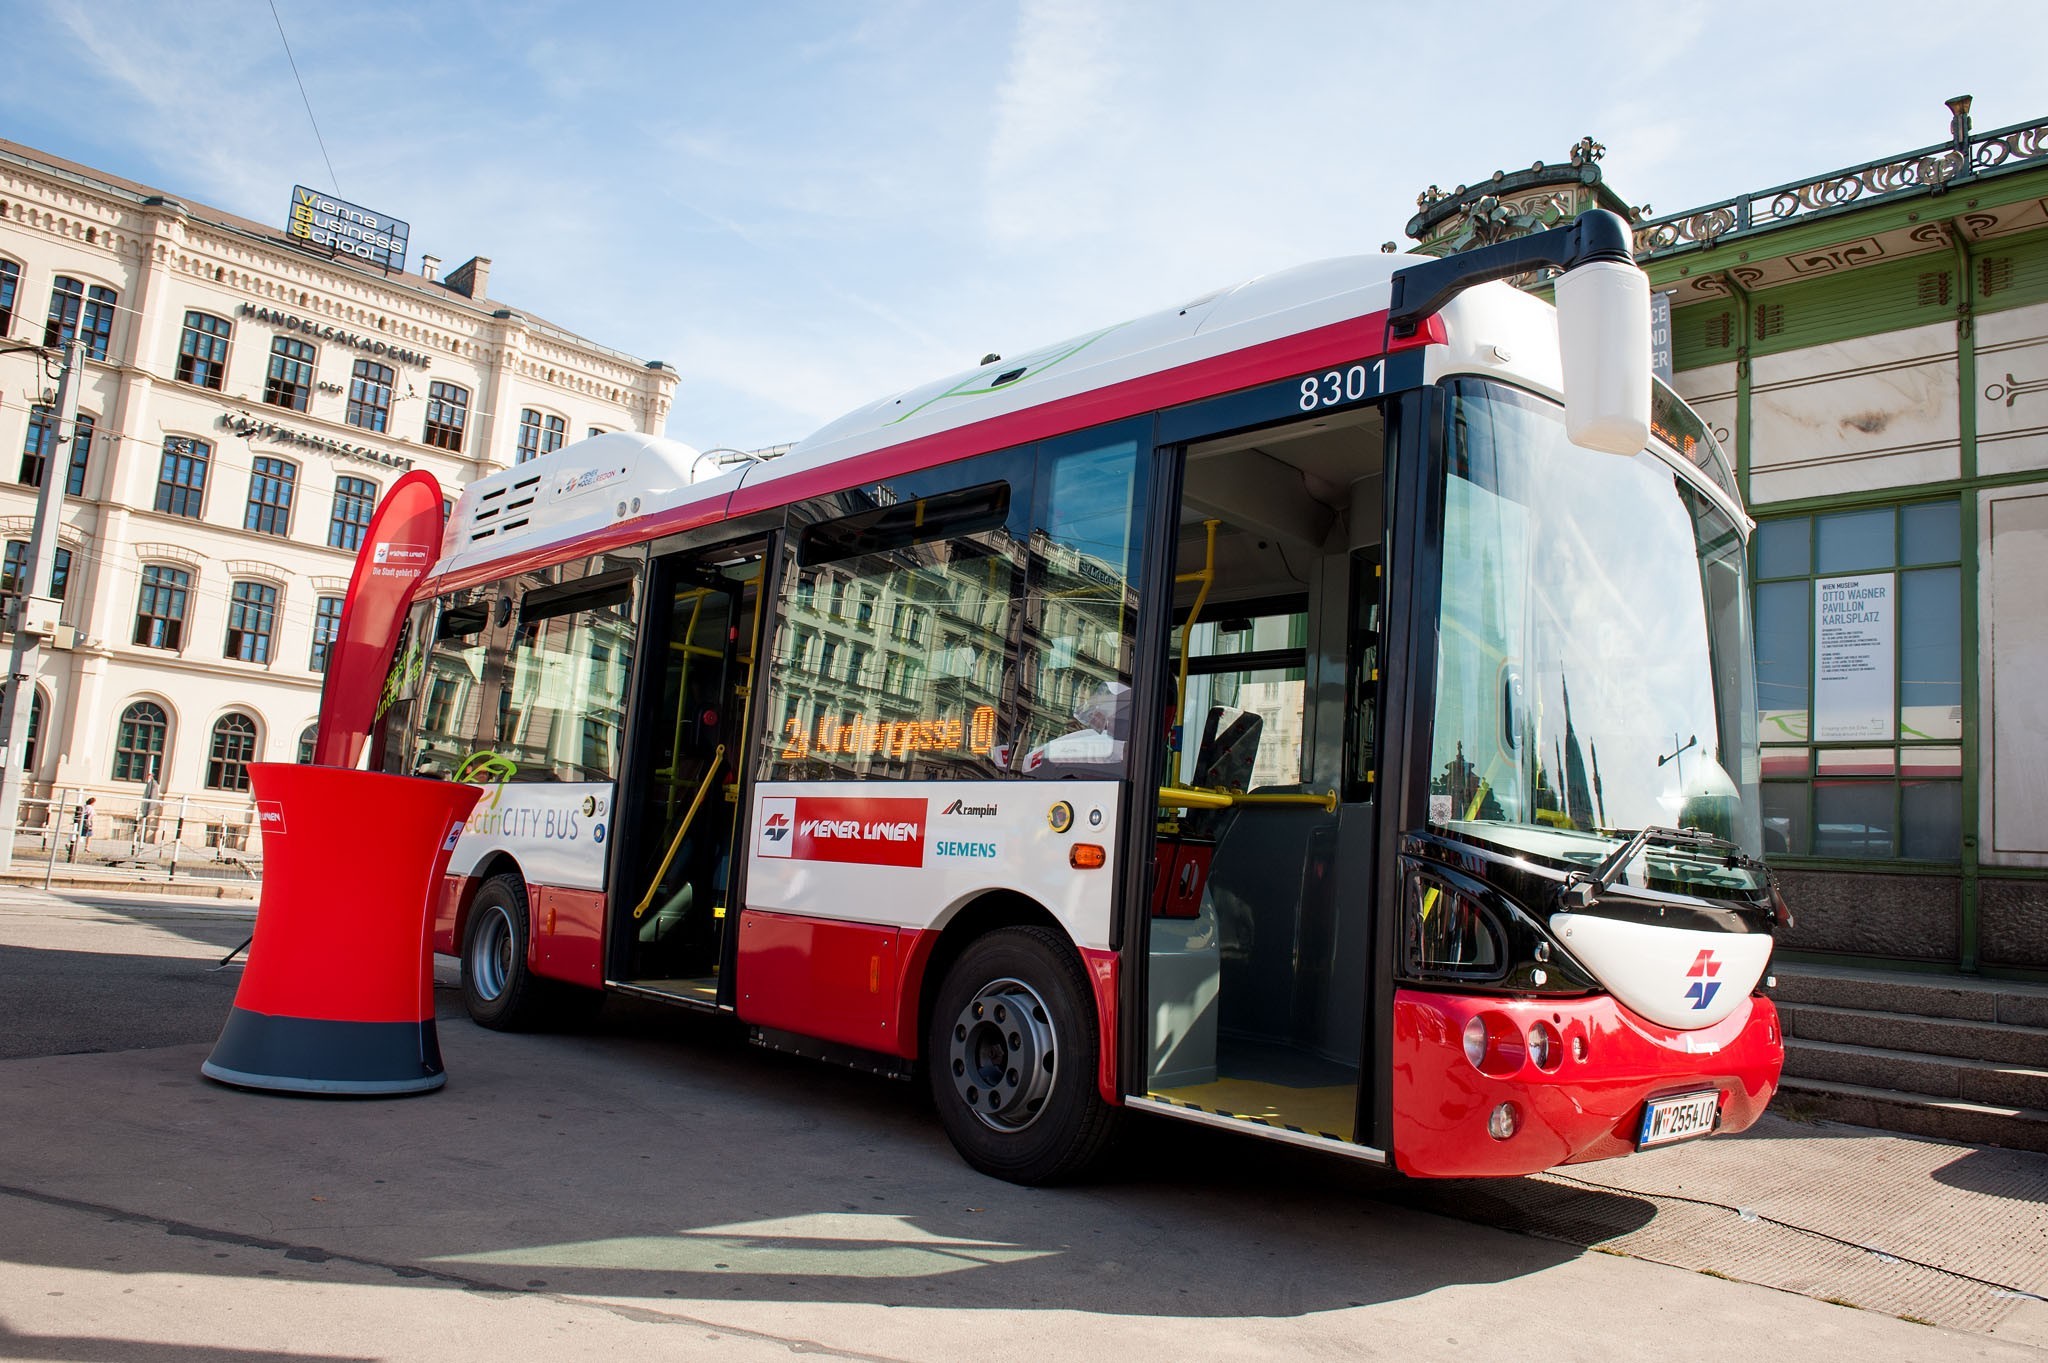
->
[766,481,1023,781]
[1018,435,1143,778]
[413,555,639,783]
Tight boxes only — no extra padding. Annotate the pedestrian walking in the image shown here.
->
[73,797,96,855]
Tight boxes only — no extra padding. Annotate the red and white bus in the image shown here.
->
[373,212,1785,1184]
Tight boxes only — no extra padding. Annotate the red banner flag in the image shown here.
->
[313,469,444,768]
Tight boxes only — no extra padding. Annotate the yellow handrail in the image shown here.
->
[631,743,726,921]
[1156,784,1338,814]
[1173,518,1220,734]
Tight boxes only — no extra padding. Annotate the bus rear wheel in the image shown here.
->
[461,874,550,1031]
[927,926,1118,1185]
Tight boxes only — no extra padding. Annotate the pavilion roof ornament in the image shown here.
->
[1406,139,1632,259]
[1634,95,2048,257]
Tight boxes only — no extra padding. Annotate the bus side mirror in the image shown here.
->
[1554,258,1652,456]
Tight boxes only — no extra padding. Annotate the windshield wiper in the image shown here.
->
[1561,824,1794,926]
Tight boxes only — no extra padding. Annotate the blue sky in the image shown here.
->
[5,1,2043,452]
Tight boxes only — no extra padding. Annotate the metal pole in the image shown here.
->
[169,795,187,881]
[44,792,64,890]
[0,338,80,872]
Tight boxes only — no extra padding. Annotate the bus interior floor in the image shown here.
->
[620,977,719,1004]
[1152,1039,1359,1142]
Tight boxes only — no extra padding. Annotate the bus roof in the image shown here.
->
[428,250,1468,591]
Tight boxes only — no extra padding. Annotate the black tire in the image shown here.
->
[460,874,551,1031]
[926,926,1121,1185]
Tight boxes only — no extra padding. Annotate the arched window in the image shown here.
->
[0,258,19,338]
[24,688,43,775]
[206,713,258,792]
[113,702,168,783]
[297,723,318,764]
[44,275,117,359]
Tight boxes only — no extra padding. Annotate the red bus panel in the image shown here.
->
[737,910,906,1055]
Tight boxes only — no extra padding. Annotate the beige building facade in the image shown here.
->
[0,138,677,823]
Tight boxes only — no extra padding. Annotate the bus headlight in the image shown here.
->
[1462,1016,1487,1068]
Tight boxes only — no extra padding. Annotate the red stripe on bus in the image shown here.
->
[421,311,1440,596]
[725,310,1440,520]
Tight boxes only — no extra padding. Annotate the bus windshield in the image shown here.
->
[1429,379,1762,894]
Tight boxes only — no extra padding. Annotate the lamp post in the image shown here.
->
[0,337,82,870]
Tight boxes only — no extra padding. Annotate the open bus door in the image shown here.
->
[1135,400,1390,1154]
[611,536,769,1004]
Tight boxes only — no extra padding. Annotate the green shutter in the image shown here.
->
[1673,300,1737,372]
[1975,228,2048,316]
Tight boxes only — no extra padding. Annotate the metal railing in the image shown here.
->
[9,789,264,888]
[1634,112,2048,257]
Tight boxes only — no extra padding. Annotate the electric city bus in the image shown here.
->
[372,212,1785,1184]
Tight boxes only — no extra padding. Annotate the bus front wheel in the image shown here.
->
[461,874,549,1031]
[926,926,1119,1185]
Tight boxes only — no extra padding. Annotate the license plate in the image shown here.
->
[1637,1090,1720,1149]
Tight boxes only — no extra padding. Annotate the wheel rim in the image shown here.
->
[469,904,514,1002]
[946,975,1057,1131]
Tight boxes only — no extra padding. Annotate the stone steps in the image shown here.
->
[1769,1075,2048,1153]
[1786,1036,2048,1110]
[1765,963,2048,1153]
[1777,1001,2048,1066]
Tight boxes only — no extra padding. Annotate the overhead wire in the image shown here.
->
[266,0,341,198]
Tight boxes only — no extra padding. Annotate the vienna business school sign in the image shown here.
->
[287,186,409,271]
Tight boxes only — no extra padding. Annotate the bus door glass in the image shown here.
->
[1144,402,1386,1145]
[616,539,766,1002]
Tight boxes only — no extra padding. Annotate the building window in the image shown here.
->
[422,381,468,451]
[0,259,18,338]
[297,723,318,764]
[516,408,566,463]
[1753,499,1964,861]
[24,689,42,774]
[20,407,94,495]
[175,311,231,390]
[206,713,258,792]
[587,426,608,439]
[263,336,316,411]
[3,541,71,602]
[154,437,209,518]
[44,276,116,360]
[310,595,343,672]
[113,701,169,783]
[133,565,190,649]
[346,359,394,432]
[225,580,279,663]
[328,476,377,550]
[245,457,296,536]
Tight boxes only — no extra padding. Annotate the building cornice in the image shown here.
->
[0,141,678,404]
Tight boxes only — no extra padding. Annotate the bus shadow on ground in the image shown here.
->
[397,1004,1658,1317]
[1,983,1663,1323]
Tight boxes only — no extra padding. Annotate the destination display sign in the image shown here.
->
[287,186,410,271]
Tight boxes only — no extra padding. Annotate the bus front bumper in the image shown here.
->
[1391,988,1783,1178]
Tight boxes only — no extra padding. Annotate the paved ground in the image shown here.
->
[1,885,2043,1361]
